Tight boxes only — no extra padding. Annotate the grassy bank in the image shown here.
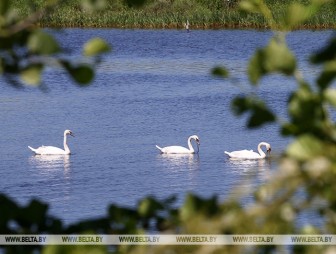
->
[13,0,336,29]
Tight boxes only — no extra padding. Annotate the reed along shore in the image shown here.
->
[13,0,336,29]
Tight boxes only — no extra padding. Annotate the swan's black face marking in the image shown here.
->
[195,138,200,145]
[68,131,74,137]
[267,147,271,153]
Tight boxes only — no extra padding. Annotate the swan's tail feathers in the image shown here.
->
[224,151,231,156]
[28,146,37,153]
[156,145,163,153]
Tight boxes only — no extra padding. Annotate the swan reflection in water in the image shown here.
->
[228,157,271,168]
[227,157,272,176]
[28,155,72,211]
[29,154,71,173]
[226,157,274,199]
[156,153,200,188]
[157,153,200,170]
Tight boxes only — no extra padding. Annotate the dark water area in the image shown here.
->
[0,29,333,224]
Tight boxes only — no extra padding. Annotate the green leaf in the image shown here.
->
[288,86,317,120]
[232,96,275,128]
[81,0,107,11]
[180,194,219,221]
[248,103,275,128]
[83,38,110,57]
[0,58,3,74]
[63,63,94,85]
[248,49,265,85]
[109,204,137,222]
[124,0,147,8]
[0,0,10,16]
[232,96,250,115]
[70,65,94,85]
[138,197,163,218]
[212,66,229,78]
[0,194,20,223]
[286,134,324,160]
[264,38,296,75]
[324,88,336,107]
[239,0,263,14]
[248,38,296,84]
[21,199,48,225]
[311,38,336,64]
[28,31,60,55]
[317,60,336,90]
[284,3,312,29]
[20,65,43,86]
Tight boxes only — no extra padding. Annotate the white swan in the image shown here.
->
[225,142,271,159]
[28,130,74,155]
[156,135,200,154]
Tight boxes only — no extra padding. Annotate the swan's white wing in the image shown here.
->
[225,149,261,159]
[159,146,193,154]
[31,146,67,155]
[225,149,251,157]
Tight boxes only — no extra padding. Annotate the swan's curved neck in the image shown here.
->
[257,143,267,158]
[188,137,194,153]
[63,134,70,154]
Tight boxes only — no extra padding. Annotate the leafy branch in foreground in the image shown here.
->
[0,0,110,88]
[1,0,336,254]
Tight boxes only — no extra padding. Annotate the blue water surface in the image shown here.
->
[0,29,333,224]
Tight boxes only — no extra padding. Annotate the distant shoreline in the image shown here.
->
[14,1,336,30]
[38,24,335,30]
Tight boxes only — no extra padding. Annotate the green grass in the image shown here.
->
[11,0,336,29]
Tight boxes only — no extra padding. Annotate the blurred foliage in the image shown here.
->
[0,0,110,88]
[2,0,336,253]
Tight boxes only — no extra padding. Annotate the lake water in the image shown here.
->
[0,29,333,224]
